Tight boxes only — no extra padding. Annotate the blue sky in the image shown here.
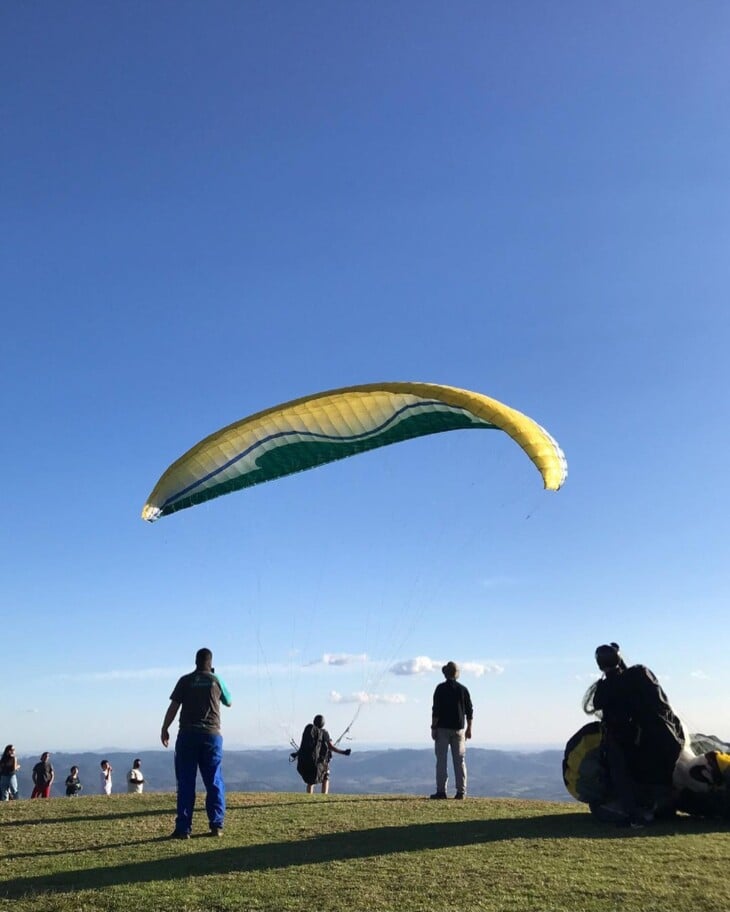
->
[2,2,729,754]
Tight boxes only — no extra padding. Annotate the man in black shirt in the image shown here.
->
[161,647,232,838]
[430,661,473,799]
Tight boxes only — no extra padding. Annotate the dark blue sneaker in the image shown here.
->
[429,792,447,799]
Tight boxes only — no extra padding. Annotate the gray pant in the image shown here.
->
[434,728,466,795]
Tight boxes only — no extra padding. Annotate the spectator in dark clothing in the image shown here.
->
[65,766,82,797]
[161,647,232,839]
[430,661,473,799]
[585,642,685,827]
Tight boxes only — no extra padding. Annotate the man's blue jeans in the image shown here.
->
[174,731,225,833]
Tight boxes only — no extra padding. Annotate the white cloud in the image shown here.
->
[330,690,407,705]
[690,670,710,680]
[389,656,441,676]
[388,656,503,677]
[307,653,368,667]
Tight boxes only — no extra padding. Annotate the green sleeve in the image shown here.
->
[216,675,232,707]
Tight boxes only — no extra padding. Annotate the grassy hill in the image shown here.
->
[0,792,728,912]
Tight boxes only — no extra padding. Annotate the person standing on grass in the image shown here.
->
[430,661,473,800]
[161,647,232,839]
[0,745,20,800]
[127,758,145,794]
[294,714,351,794]
[100,760,113,795]
[31,752,54,798]
[65,766,82,796]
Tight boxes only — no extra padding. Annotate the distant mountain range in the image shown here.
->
[12,747,570,801]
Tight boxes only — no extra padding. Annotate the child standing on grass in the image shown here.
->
[65,766,82,796]
[100,760,112,795]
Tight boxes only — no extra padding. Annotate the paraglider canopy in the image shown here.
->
[141,381,568,522]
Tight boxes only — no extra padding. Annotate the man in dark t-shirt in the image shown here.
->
[31,752,54,799]
[161,647,232,838]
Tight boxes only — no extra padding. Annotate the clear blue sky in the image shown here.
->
[3,1,729,754]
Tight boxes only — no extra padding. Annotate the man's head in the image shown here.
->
[313,714,325,728]
[595,643,622,671]
[195,648,213,671]
[133,758,142,769]
[442,661,459,680]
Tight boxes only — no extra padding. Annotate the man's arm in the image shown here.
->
[327,741,351,756]
[431,686,440,739]
[215,674,232,707]
[464,687,474,740]
[161,700,181,748]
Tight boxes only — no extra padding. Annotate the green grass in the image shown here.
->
[0,792,728,912]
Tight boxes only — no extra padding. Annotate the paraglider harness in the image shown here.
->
[290,723,331,785]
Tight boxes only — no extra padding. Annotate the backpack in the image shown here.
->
[295,724,329,785]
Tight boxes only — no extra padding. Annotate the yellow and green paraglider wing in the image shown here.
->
[141,381,567,522]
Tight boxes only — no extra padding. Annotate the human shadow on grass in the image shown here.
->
[1,812,726,900]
